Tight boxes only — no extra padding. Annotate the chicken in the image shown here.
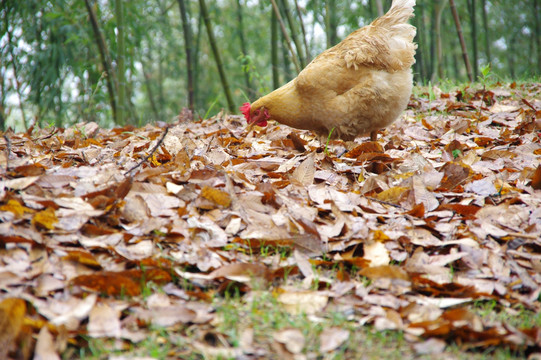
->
[240,0,416,142]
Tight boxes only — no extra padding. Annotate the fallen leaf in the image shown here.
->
[32,207,58,230]
[209,263,270,282]
[34,327,60,360]
[273,328,305,354]
[319,327,349,352]
[531,165,541,189]
[291,153,315,185]
[87,302,121,338]
[201,186,232,207]
[278,290,328,315]
[412,337,446,355]
[363,241,390,266]
[0,298,26,358]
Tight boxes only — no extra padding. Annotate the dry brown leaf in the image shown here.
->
[439,161,471,191]
[0,298,26,358]
[201,186,232,207]
[12,163,47,177]
[412,338,446,355]
[273,328,305,354]
[412,176,439,211]
[0,199,34,216]
[278,290,328,315]
[135,305,197,327]
[209,263,270,282]
[531,165,541,189]
[363,241,390,266]
[375,186,409,204]
[319,327,349,352]
[32,207,58,230]
[71,269,171,296]
[291,153,315,185]
[359,265,410,281]
[344,141,384,157]
[87,302,121,338]
[34,326,60,360]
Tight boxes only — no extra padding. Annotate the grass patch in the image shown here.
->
[470,299,541,329]
[64,288,533,359]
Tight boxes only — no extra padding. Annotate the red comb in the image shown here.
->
[239,102,251,121]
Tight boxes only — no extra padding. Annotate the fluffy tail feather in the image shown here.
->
[372,0,417,69]
[340,0,416,71]
[373,0,415,28]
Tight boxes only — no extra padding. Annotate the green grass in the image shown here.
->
[60,250,539,360]
[470,299,541,329]
[208,290,532,360]
[58,256,539,360]
[66,285,533,360]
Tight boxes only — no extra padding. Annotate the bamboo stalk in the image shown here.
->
[269,0,301,73]
[114,0,126,125]
[199,0,235,112]
[279,0,305,67]
[84,0,117,123]
[449,0,474,82]
[178,0,195,111]
[293,0,310,61]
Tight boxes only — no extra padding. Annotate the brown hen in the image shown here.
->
[240,0,416,142]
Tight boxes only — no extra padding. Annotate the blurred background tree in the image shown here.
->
[1,0,540,131]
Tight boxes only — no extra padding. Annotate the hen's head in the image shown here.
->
[240,102,270,128]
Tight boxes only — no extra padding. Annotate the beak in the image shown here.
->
[245,111,263,133]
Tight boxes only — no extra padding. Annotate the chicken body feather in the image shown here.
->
[244,0,417,141]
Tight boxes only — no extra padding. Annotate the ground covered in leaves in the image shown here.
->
[1,83,541,359]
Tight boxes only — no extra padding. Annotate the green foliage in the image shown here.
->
[1,0,540,131]
[238,53,269,97]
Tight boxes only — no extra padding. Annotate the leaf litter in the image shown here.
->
[0,83,541,358]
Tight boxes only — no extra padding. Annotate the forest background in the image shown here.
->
[1,0,540,132]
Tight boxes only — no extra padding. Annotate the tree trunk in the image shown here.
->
[199,0,235,112]
[412,3,426,82]
[325,0,338,48]
[429,3,436,78]
[467,0,478,78]
[32,6,45,122]
[534,0,541,73]
[453,52,460,79]
[271,8,280,90]
[270,0,301,73]
[281,34,293,81]
[141,59,160,121]
[114,0,126,125]
[508,33,516,78]
[84,0,117,124]
[375,0,384,16]
[449,0,474,82]
[0,66,5,131]
[193,11,203,110]
[6,25,28,129]
[235,0,255,100]
[178,0,195,111]
[125,80,140,126]
[294,0,310,61]
[278,0,305,68]
[432,0,446,81]
[481,0,491,64]
[0,1,8,131]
